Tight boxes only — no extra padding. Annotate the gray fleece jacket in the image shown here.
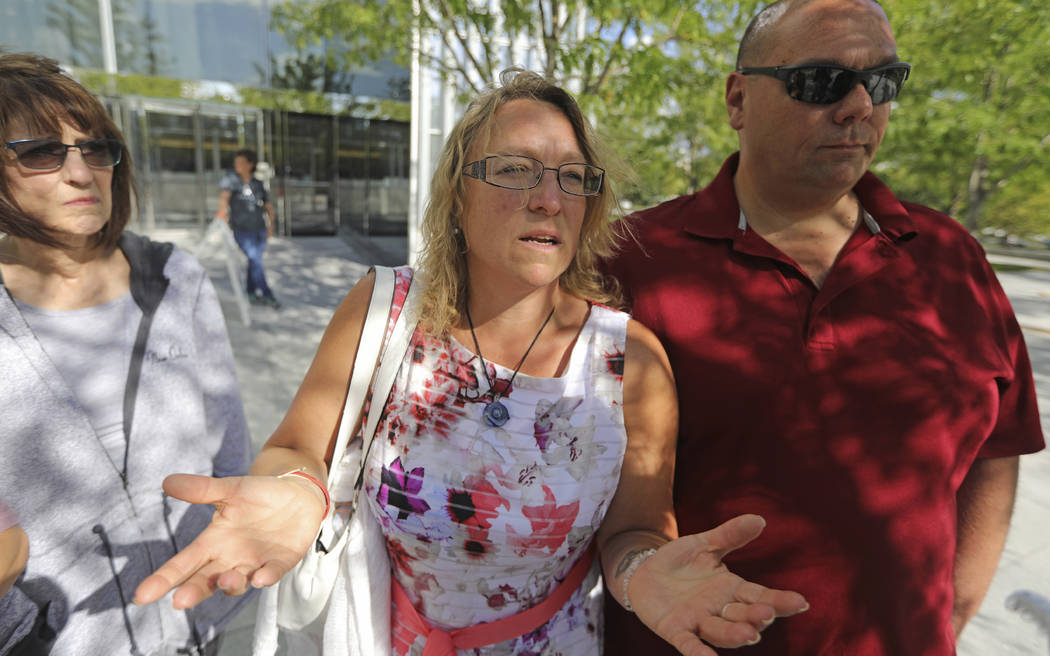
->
[0,232,253,655]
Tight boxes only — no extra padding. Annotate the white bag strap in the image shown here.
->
[327,266,421,503]
[352,273,421,499]
[324,265,396,490]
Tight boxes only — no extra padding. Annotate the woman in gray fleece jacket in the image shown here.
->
[0,52,253,655]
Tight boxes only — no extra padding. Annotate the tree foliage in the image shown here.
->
[880,0,1050,233]
[270,0,762,206]
[255,51,356,94]
[46,0,171,75]
[270,0,1050,231]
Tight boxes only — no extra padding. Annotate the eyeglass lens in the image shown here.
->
[785,66,907,105]
[8,139,123,170]
[481,156,603,195]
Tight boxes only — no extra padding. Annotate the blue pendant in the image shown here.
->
[482,400,510,427]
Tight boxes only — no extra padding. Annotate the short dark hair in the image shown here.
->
[736,1,792,69]
[234,148,258,166]
[0,51,134,250]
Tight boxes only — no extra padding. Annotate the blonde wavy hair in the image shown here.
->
[417,68,626,336]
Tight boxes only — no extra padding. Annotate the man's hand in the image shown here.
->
[630,515,809,656]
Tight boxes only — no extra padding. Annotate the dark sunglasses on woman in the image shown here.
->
[3,138,123,171]
[737,62,911,105]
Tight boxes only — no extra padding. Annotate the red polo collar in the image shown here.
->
[679,153,918,244]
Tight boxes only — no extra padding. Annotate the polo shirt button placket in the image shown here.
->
[806,306,836,352]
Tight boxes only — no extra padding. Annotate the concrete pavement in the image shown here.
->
[959,267,1050,655]
[156,230,1050,654]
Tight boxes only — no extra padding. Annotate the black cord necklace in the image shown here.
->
[466,303,556,428]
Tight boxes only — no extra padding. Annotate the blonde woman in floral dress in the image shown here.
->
[136,70,808,655]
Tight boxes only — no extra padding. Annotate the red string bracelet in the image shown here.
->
[276,467,331,519]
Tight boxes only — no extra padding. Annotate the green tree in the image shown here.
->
[879,0,1050,233]
[138,3,171,76]
[46,0,104,69]
[46,0,171,75]
[269,0,763,206]
[256,50,356,94]
[593,3,760,204]
[269,0,1050,229]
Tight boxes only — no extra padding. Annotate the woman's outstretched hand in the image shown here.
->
[133,472,327,610]
[630,514,808,656]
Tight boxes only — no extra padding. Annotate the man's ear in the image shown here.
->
[726,73,747,131]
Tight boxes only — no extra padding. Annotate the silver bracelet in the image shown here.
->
[620,548,658,612]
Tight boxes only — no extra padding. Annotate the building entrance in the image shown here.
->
[124,100,264,230]
[114,98,408,238]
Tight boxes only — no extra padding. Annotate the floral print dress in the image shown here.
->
[342,267,629,655]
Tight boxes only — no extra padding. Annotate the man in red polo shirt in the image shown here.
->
[604,0,1045,654]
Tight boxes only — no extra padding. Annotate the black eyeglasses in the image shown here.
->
[3,138,123,171]
[737,62,911,105]
[463,155,604,196]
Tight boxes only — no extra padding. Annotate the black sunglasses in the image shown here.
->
[737,62,911,105]
[3,138,124,171]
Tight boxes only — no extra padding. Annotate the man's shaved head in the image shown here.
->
[735,0,887,69]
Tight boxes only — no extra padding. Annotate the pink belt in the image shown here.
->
[391,545,596,655]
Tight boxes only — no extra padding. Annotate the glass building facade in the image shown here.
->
[1,0,412,236]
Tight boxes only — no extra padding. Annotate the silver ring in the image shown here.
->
[720,602,732,619]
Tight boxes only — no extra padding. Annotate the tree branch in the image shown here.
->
[539,0,559,78]
[578,13,610,93]
[585,14,633,96]
[993,131,1050,190]
[432,0,493,86]
[413,8,480,92]
[472,2,498,82]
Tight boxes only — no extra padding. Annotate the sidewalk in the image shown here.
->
[162,231,1050,654]
[961,268,1050,655]
[148,228,399,446]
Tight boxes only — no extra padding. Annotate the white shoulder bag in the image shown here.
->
[254,265,419,656]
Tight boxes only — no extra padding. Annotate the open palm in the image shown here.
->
[630,515,808,656]
[133,473,326,610]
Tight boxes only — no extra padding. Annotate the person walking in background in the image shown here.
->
[217,147,280,308]
[604,1,1045,654]
[0,52,253,655]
